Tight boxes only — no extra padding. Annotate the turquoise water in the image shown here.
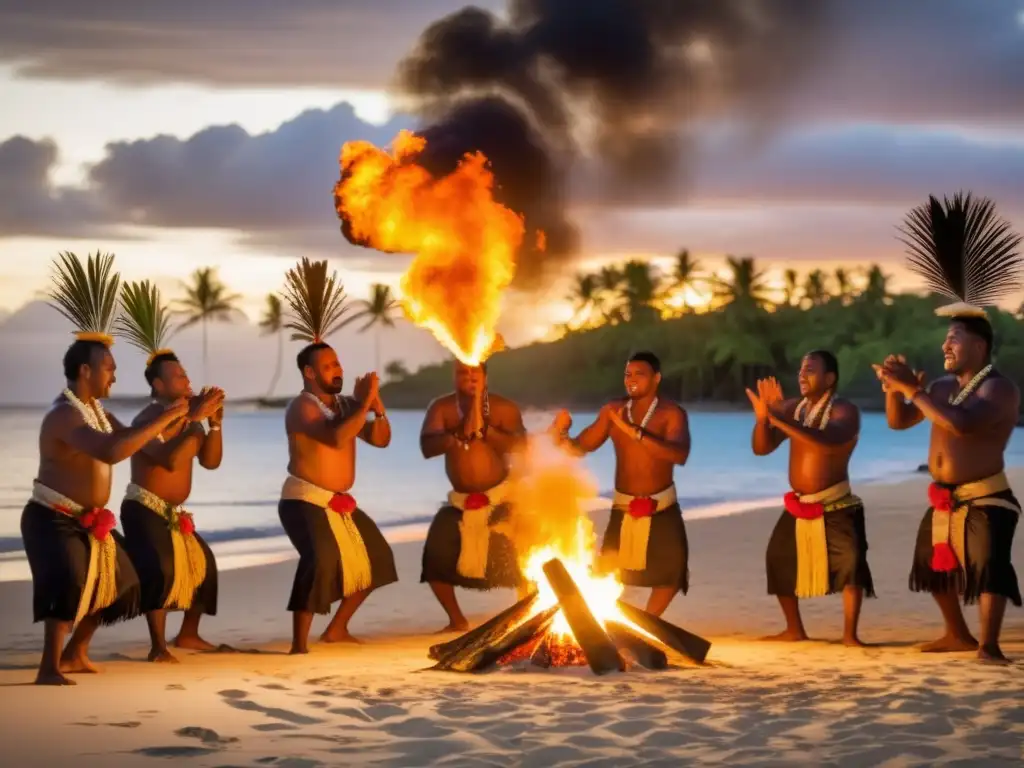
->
[2,405,1021,580]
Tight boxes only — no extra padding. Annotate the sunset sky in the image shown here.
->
[1,0,1023,403]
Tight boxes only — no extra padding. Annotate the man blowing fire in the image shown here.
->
[549,351,691,616]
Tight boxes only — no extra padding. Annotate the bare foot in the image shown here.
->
[147,647,179,663]
[435,620,469,634]
[173,635,217,652]
[760,629,809,642]
[977,644,1011,665]
[320,631,363,644]
[842,635,867,648]
[35,669,76,686]
[59,654,101,674]
[921,634,979,653]
[288,645,309,655]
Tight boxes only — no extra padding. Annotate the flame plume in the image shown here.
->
[335,130,527,365]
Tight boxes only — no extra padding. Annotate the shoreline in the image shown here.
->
[0,461,969,583]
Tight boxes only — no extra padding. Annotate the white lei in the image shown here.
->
[794,391,833,430]
[62,388,112,434]
[949,364,992,406]
[627,397,659,430]
[305,391,343,419]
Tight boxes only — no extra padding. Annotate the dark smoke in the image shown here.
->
[340,0,832,285]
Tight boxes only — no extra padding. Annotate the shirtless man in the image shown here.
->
[420,361,527,631]
[120,352,226,662]
[21,338,187,684]
[877,319,1021,662]
[550,351,690,616]
[746,350,873,646]
[278,342,397,654]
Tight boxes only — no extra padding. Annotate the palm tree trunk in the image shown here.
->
[374,325,381,373]
[268,329,283,398]
[202,318,209,384]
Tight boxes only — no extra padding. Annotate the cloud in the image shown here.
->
[1,1,1022,128]
[0,0,503,90]
[88,102,411,232]
[0,135,111,237]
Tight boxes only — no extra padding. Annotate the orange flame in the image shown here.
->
[335,130,523,365]
[507,435,653,642]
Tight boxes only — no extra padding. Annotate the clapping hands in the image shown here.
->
[745,376,784,421]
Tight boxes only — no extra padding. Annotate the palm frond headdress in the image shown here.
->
[47,251,121,347]
[114,280,177,371]
[898,192,1023,321]
[281,258,349,344]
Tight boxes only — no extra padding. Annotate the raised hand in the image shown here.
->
[761,377,784,406]
[745,380,769,421]
[357,373,379,407]
[550,409,572,434]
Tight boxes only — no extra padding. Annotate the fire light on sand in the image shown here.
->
[334,129,529,365]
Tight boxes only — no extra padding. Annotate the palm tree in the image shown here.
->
[834,267,854,304]
[618,259,662,322]
[385,360,410,381]
[670,249,704,314]
[258,294,284,398]
[712,256,774,313]
[803,269,829,307]
[174,267,243,383]
[597,264,624,323]
[783,268,800,307]
[862,264,891,305]
[567,272,599,329]
[341,283,401,372]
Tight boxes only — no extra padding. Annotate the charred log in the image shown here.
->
[428,591,539,662]
[439,606,559,673]
[542,559,624,675]
[605,621,668,670]
[615,600,711,664]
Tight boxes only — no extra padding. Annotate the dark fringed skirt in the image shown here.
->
[909,490,1021,607]
[279,499,397,614]
[420,503,524,590]
[600,503,689,592]
[120,498,218,615]
[20,501,141,626]
[766,502,876,598]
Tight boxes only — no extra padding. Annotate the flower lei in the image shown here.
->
[794,391,833,430]
[62,388,112,433]
[949,364,992,406]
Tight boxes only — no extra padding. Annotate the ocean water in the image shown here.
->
[2,405,1022,581]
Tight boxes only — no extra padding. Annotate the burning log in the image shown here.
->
[542,558,624,675]
[428,592,539,662]
[434,606,558,673]
[530,633,587,669]
[615,600,711,664]
[605,621,668,670]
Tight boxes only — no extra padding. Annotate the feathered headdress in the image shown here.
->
[47,251,121,346]
[898,192,1023,321]
[114,280,176,369]
[282,258,349,344]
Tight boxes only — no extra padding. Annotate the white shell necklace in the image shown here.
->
[950,364,992,406]
[627,397,659,429]
[305,391,342,419]
[62,388,112,434]
[794,391,833,430]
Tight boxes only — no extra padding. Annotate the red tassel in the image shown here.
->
[627,497,657,519]
[328,493,357,515]
[784,492,824,520]
[178,512,196,537]
[928,483,953,511]
[79,508,116,541]
[931,542,959,572]
[464,492,490,511]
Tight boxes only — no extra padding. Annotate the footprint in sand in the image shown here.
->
[218,689,325,726]
[133,746,219,758]
[255,758,325,767]
[382,717,456,739]
[176,726,240,745]
[363,703,408,721]
[259,683,290,691]
[252,723,299,732]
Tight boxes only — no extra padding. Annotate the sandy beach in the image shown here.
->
[2,470,1023,767]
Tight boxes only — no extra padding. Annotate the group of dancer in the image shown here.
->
[19,193,1022,685]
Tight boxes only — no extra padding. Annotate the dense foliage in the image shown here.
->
[381,256,1024,411]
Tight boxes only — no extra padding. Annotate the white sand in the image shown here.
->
[1,470,1023,767]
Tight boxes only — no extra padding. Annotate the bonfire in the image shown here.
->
[334,134,710,675]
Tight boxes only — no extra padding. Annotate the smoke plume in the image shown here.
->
[343,0,831,285]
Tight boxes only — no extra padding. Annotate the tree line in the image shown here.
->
[381,252,1024,413]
